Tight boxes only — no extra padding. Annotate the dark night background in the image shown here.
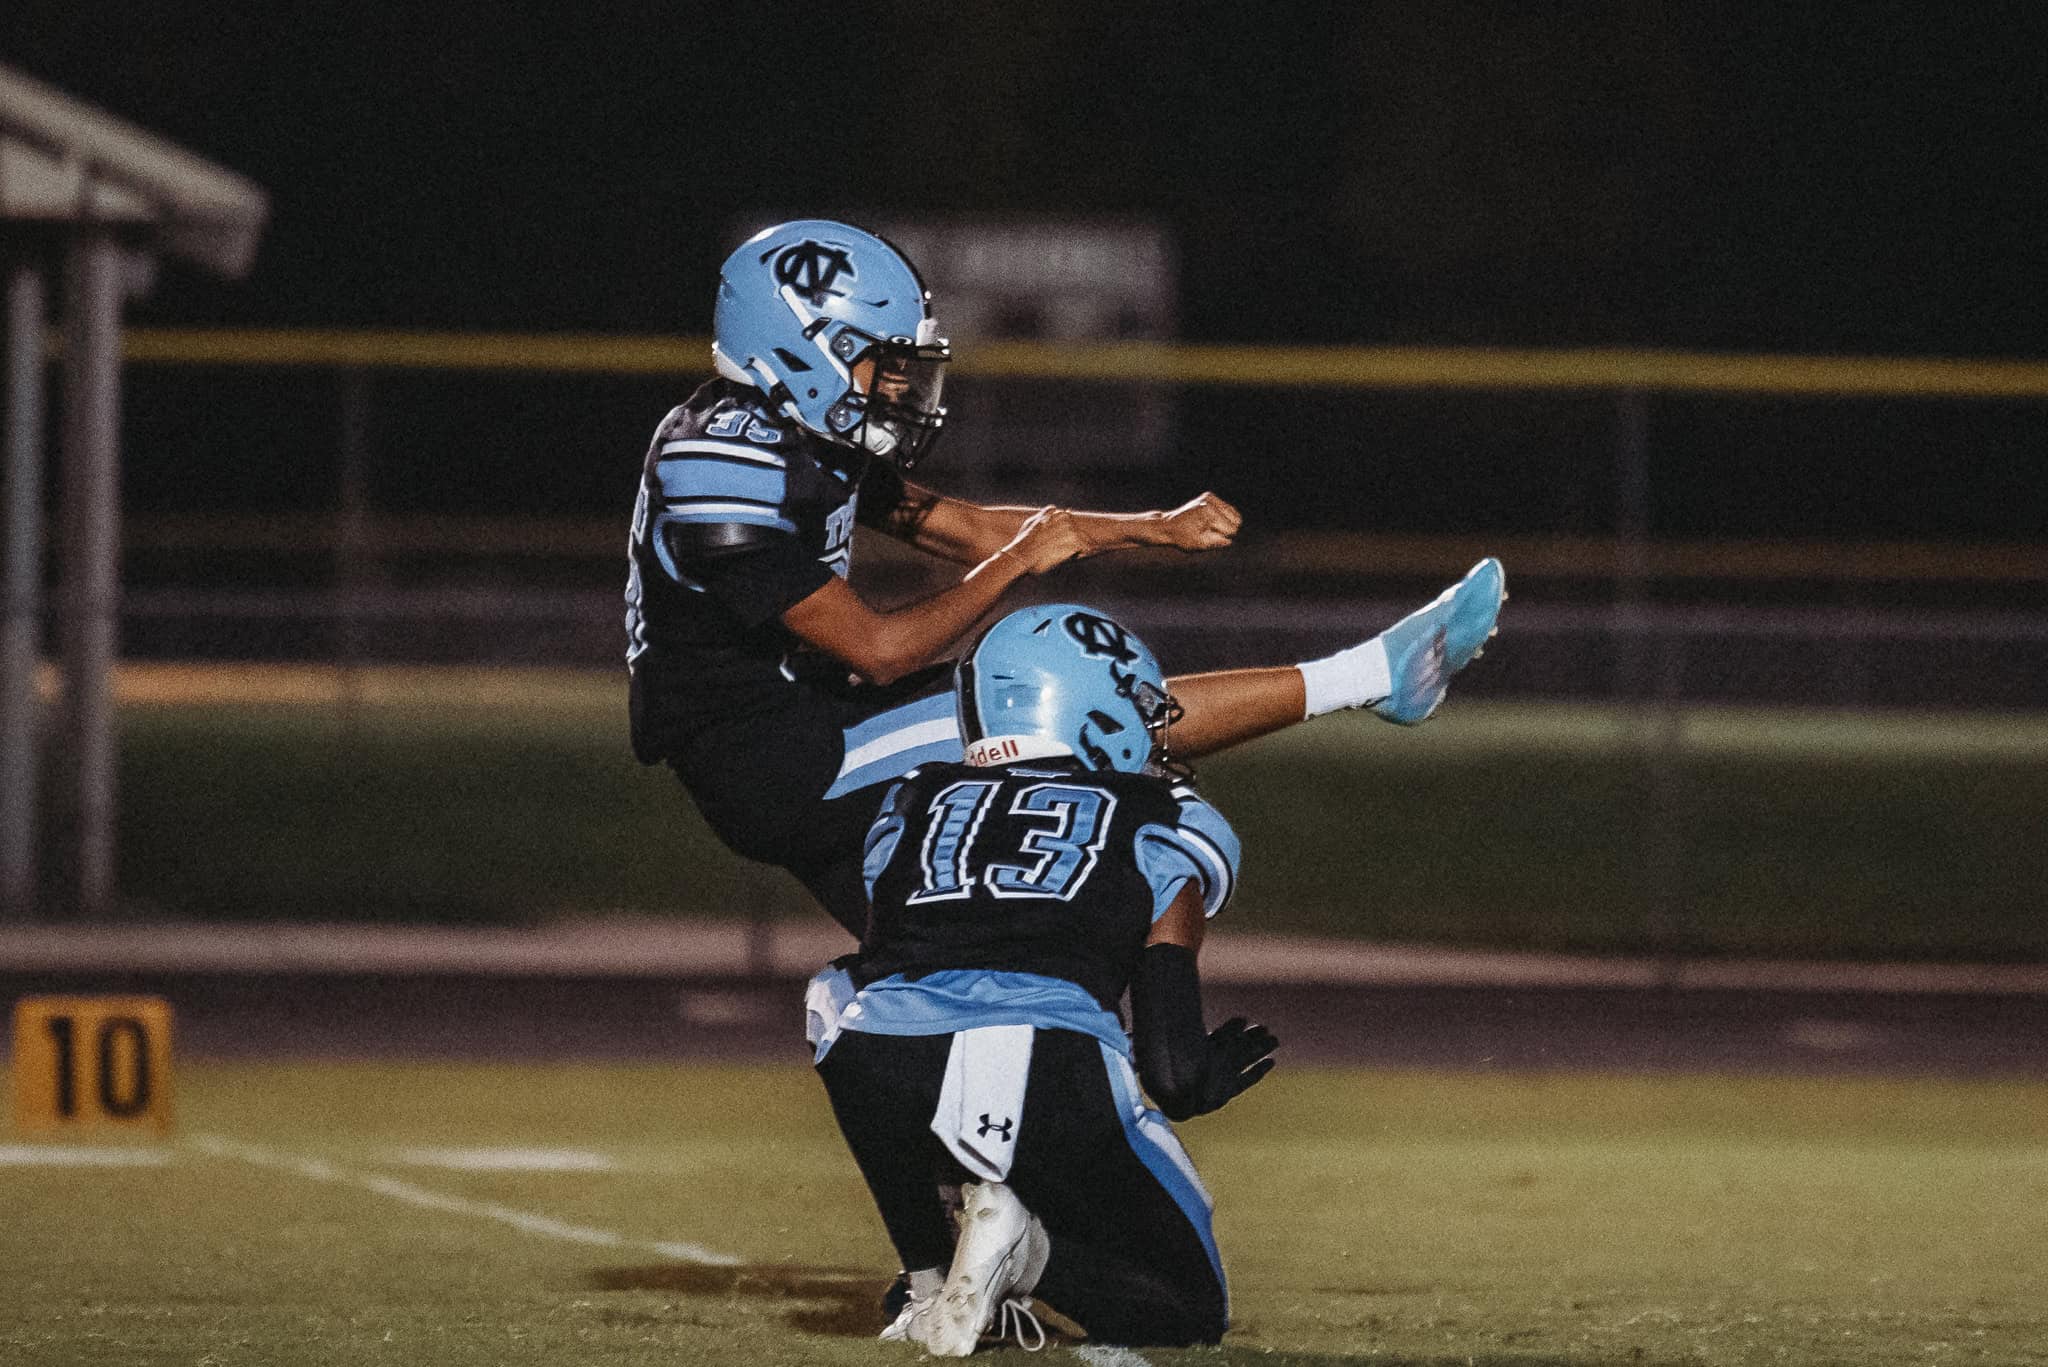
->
[6,3,2047,542]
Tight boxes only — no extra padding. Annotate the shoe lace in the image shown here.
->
[996,1297,1047,1351]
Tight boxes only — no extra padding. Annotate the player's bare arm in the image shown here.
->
[885,481,1242,566]
[781,506,1090,684]
[1146,878,1209,954]
[866,472,1500,753]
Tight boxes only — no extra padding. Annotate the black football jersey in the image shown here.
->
[857,757,1241,1011]
[625,379,908,760]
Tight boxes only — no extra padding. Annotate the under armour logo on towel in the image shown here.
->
[977,1113,1015,1142]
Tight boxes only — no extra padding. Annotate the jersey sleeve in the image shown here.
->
[854,457,909,530]
[646,443,834,629]
[675,533,836,629]
[1132,789,1242,920]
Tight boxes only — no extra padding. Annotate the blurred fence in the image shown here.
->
[27,328,2048,949]
[108,327,2048,704]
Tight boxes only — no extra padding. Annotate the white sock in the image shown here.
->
[1298,637,1392,717]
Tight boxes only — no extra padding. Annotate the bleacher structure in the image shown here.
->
[0,63,267,920]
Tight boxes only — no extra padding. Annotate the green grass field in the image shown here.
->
[4,1061,2045,1365]
[95,670,2048,959]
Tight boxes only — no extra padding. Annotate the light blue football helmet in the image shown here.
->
[956,604,1183,774]
[712,219,950,466]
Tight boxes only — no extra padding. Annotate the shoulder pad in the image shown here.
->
[650,403,690,438]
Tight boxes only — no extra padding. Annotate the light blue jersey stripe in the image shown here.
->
[658,438,786,467]
[656,458,787,505]
[832,970,1130,1059]
[1172,797,1241,914]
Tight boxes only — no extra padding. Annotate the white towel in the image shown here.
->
[930,1025,1035,1182]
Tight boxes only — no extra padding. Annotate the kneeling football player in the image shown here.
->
[814,603,1276,1352]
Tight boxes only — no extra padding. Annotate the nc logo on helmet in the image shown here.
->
[1064,612,1140,665]
[771,241,856,303]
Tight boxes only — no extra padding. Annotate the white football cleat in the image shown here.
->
[878,1267,945,1342]
[915,1181,1051,1356]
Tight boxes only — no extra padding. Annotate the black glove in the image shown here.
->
[1133,943,1279,1120]
[1184,1017,1278,1118]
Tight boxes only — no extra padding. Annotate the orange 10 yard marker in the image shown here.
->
[10,996,174,1135]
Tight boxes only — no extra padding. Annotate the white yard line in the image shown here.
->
[163,1136,1156,1359]
[1071,1346,1157,1367]
[187,1134,739,1266]
[0,1143,172,1166]
[391,1146,616,1172]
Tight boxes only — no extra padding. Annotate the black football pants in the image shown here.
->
[816,1027,1229,1347]
[667,664,956,937]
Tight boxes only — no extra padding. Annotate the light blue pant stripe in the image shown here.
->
[840,691,958,754]
[826,736,964,799]
[1097,1040,1226,1309]
[823,693,964,799]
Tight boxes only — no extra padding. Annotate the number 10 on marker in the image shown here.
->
[11,996,174,1134]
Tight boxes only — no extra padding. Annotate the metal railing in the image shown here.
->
[102,325,2048,703]
[116,326,2048,397]
[11,325,2047,944]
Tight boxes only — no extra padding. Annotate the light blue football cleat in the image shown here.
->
[1370,557,1507,725]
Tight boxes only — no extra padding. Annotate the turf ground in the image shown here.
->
[97,666,2048,959]
[4,1061,2045,1365]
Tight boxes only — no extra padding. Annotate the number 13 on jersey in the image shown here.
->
[11,996,175,1135]
[908,780,1115,904]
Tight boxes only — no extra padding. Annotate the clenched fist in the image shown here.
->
[1156,492,1241,553]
